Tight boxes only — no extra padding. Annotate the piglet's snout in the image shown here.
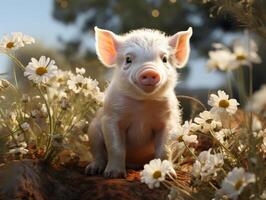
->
[139,69,160,86]
[137,69,161,93]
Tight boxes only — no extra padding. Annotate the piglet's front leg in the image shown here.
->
[101,115,127,178]
[154,127,171,160]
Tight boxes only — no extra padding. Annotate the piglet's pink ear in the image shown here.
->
[95,27,120,67]
[169,27,193,68]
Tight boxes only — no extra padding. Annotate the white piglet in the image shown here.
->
[85,27,193,178]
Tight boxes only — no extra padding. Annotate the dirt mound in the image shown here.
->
[0,160,168,200]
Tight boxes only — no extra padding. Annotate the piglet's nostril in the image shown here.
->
[139,69,160,86]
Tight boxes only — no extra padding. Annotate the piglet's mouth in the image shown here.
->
[138,84,158,93]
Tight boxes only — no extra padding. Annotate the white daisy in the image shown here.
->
[18,141,27,148]
[79,134,89,142]
[12,32,35,45]
[49,69,72,88]
[8,142,28,155]
[67,74,88,94]
[192,149,224,181]
[9,147,29,155]
[0,79,9,91]
[213,128,233,144]
[94,90,104,103]
[76,67,86,75]
[232,38,261,67]
[194,111,222,133]
[208,90,239,116]
[207,48,237,71]
[0,33,23,51]
[67,73,103,101]
[140,159,176,189]
[83,78,102,98]
[175,121,198,144]
[24,56,58,84]
[219,167,255,200]
[48,86,67,100]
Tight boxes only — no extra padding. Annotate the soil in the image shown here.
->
[0,160,169,200]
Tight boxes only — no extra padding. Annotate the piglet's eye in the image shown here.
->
[162,56,167,63]
[126,56,132,64]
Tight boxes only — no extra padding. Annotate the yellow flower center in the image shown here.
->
[36,67,48,76]
[206,119,213,124]
[6,42,14,49]
[219,99,229,108]
[57,78,64,83]
[76,82,83,88]
[234,179,243,190]
[236,54,246,61]
[153,170,162,179]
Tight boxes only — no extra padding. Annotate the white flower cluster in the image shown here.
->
[207,39,261,71]
[218,167,255,200]
[0,79,9,91]
[0,32,35,51]
[192,149,224,181]
[67,68,104,102]
[21,55,103,102]
[174,121,198,145]
[7,122,31,156]
[251,117,266,156]
[168,90,239,183]
[0,32,105,159]
[140,159,176,189]
[188,90,239,144]
[194,111,222,133]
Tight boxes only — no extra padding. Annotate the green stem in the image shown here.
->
[12,66,19,89]
[0,52,25,71]
[248,64,253,97]
[208,181,218,191]
[235,68,246,106]
[183,141,199,161]
[226,71,233,97]
[0,109,19,146]
[176,95,207,111]
[209,129,238,163]
[36,86,54,155]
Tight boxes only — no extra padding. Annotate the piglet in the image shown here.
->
[85,26,193,178]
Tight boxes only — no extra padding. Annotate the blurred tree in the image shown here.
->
[52,0,238,54]
[51,0,266,98]
[51,0,242,86]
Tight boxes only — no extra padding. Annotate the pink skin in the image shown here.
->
[85,27,192,178]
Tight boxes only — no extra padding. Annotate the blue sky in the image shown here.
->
[0,0,77,73]
[0,1,77,46]
[0,0,224,89]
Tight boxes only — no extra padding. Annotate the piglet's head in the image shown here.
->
[95,27,192,99]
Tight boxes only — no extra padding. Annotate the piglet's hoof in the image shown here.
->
[104,167,127,179]
[85,162,105,175]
